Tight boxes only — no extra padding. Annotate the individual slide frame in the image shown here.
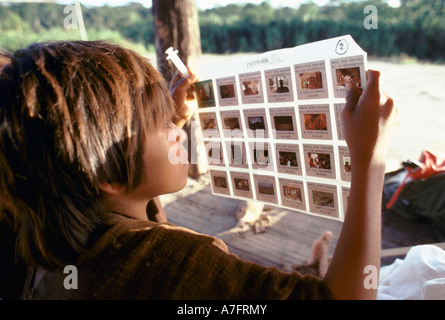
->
[279,178,306,211]
[269,107,298,140]
[334,103,345,141]
[224,140,248,168]
[307,182,339,218]
[209,170,231,196]
[198,112,220,139]
[204,141,225,167]
[239,71,265,104]
[253,174,278,204]
[195,79,216,108]
[299,104,333,140]
[294,60,329,100]
[249,141,274,171]
[243,108,269,138]
[275,143,302,175]
[338,146,351,182]
[264,67,294,103]
[230,171,253,199]
[341,186,350,218]
[216,76,239,107]
[303,144,336,179]
[330,55,366,98]
[220,110,244,138]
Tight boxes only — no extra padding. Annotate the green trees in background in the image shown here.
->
[0,2,154,54]
[198,0,445,62]
[1,0,444,62]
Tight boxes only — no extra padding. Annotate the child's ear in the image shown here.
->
[98,181,126,195]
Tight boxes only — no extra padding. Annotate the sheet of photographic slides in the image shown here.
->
[195,35,367,221]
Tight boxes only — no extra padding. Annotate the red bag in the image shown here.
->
[386,151,445,210]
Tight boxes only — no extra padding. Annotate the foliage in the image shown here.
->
[0,0,444,62]
[0,2,154,54]
[198,0,445,62]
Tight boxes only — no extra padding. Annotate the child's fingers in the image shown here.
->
[381,93,397,122]
[175,76,188,87]
[344,81,362,114]
[362,69,381,99]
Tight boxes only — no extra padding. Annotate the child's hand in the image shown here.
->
[325,70,398,300]
[170,66,198,128]
[342,70,398,167]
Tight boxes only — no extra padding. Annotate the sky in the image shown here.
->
[51,0,401,10]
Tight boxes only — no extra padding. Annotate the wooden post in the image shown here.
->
[152,0,206,179]
[152,0,201,83]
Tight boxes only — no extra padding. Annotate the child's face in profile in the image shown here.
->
[130,121,189,199]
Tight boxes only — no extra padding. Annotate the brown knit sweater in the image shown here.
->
[21,215,334,300]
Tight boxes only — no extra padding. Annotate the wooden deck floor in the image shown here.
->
[160,175,442,269]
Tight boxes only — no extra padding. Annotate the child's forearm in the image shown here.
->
[323,159,385,300]
[322,70,398,300]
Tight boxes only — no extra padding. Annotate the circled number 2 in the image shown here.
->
[335,39,348,55]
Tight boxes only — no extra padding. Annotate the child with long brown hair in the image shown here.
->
[0,41,397,299]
